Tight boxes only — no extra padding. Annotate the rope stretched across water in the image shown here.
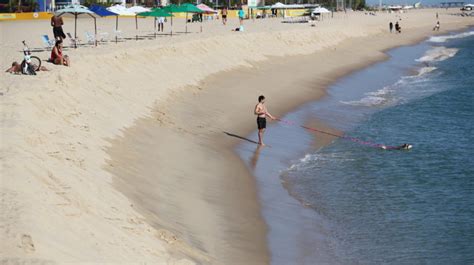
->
[276,118,403,150]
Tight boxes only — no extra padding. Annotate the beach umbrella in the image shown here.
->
[107,4,136,16]
[137,9,173,38]
[271,2,287,9]
[89,4,120,43]
[107,5,148,40]
[175,3,203,34]
[127,6,151,40]
[196,3,217,14]
[162,4,181,36]
[127,5,151,13]
[55,5,97,48]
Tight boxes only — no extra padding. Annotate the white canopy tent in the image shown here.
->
[311,7,331,20]
[271,2,287,9]
[312,7,330,13]
[127,6,151,13]
[107,4,136,16]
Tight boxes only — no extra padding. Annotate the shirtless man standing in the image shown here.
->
[51,14,66,41]
[254,95,276,146]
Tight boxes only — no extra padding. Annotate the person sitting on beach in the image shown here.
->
[232,26,244,32]
[5,62,22,74]
[5,61,48,74]
[254,95,276,146]
[50,40,70,67]
[395,22,401,33]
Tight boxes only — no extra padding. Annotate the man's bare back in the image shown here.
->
[51,16,63,28]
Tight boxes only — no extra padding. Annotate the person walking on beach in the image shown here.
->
[255,95,276,146]
[389,22,393,33]
[238,7,245,26]
[222,7,228,25]
[433,21,440,31]
[51,14,66,41]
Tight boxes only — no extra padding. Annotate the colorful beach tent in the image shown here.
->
[137,9,172,38]
[196,4,217,14]
[55,5,97,48]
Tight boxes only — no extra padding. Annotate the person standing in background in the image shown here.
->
[222,7,228,25]
[51,14,66,41]
[389,22,393,33]
[158,16,165,32]
[238,7,245,26]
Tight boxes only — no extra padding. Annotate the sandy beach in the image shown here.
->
[1,9,473,264]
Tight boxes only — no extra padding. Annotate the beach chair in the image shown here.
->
[66,32,80,47]
[41,35,55,50]
[113,30,124,42]
[99,32,109,43]
[85,32,96,45]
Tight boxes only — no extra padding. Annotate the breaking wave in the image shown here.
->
[416,46,459,62]
[428,30,474,43]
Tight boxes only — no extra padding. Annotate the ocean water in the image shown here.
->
[238,29,474,264]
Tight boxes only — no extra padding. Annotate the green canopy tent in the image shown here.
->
[55,5,97,48]
[176,3,203,34]
[163,4,203,35]
[137,9,173,38]
[162,4,180,36]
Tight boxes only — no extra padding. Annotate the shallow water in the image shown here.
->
[238,29,474,264]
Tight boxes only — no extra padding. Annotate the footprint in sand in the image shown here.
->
[20,234,35,253]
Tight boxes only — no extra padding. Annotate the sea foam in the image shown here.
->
[416,46,459,62]
[340,86,394,107]
[428,31,474,43]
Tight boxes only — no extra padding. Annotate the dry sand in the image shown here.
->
[1,9,473,264]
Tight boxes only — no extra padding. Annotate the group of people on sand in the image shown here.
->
[389,21,402,33]
[5,14,70,75]
[389,13,441,34]
[220,7,246,32]
[49,14,70,66]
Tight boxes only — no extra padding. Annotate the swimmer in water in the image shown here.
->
[381,143,412,150]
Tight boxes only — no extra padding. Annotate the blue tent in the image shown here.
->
[90,5,118,17]
[90,5,121,43]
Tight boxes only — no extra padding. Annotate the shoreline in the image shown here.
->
[238,33,465,263]
[105,23,474,264]
[1,9,473,264]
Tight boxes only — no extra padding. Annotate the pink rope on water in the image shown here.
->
[276,118,399,149]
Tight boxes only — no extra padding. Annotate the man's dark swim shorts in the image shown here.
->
[257,117,266,130]
[53,26,66,39]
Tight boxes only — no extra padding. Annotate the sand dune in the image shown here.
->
[1,9,472,264]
